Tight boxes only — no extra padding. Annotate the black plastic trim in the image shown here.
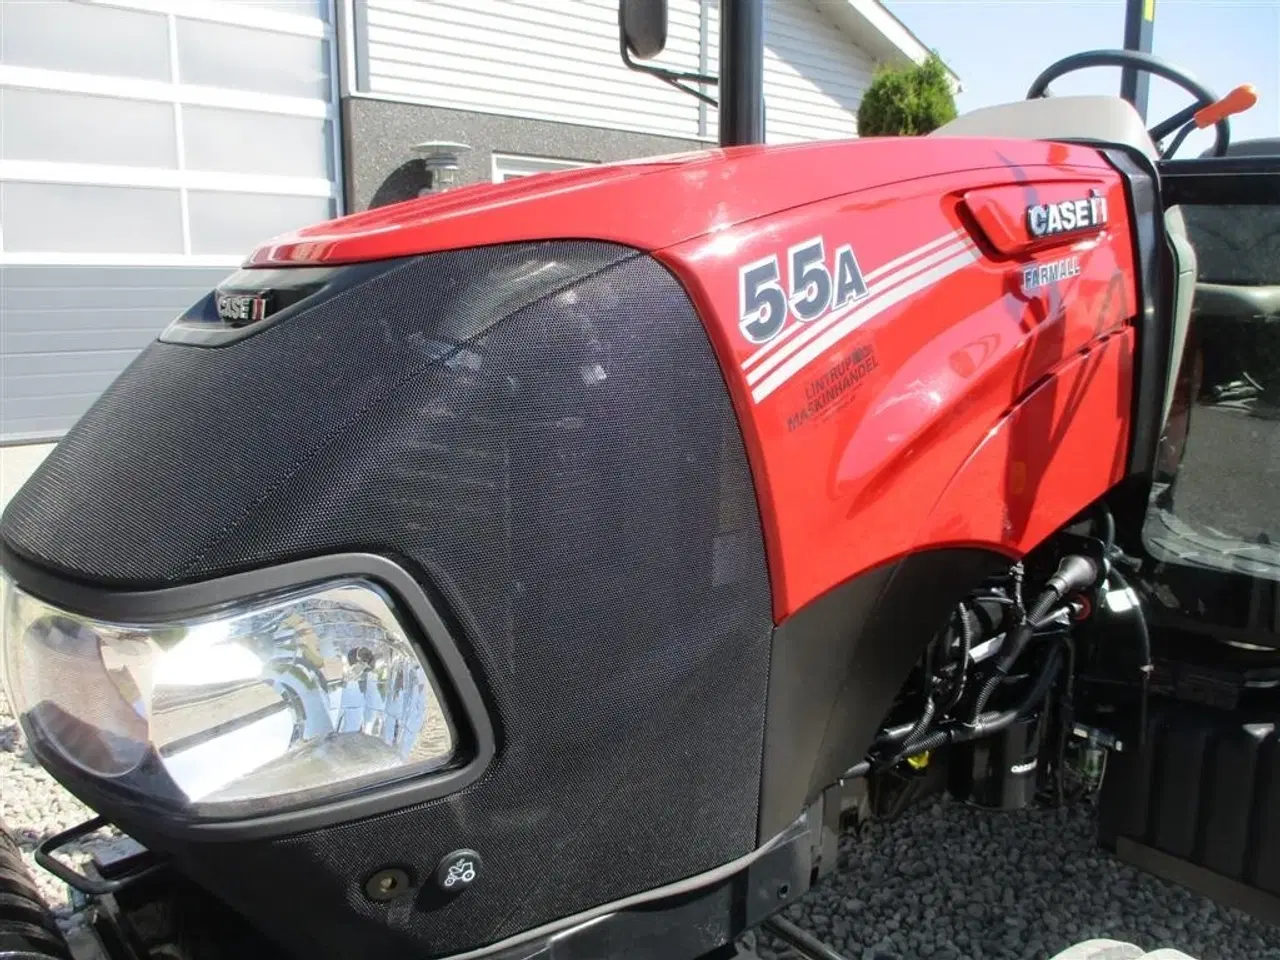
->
[159,257,416,347]
[0,549,497,841]
[756,548,1008,841]
[1160,155,1280,205]
[1101,147,1168,477]
[1115,837,1280,927]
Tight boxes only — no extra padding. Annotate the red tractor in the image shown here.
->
[0,3,1274,960]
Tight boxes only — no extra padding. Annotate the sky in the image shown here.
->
[882,0,1280,155]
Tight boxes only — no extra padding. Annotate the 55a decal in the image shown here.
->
[739,236,869,344]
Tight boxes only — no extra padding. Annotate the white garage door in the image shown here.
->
[0,0,342,443]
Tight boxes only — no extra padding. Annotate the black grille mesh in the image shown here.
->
[1,243,774,958]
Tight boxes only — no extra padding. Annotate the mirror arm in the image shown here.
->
[659,74,719,108]
[620,35,719,106]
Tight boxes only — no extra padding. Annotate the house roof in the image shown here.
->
[821,0,963,92]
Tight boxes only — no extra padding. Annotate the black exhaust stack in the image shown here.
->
[717,0,766,146]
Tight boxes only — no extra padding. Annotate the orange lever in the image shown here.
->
[1194,84,1258,129]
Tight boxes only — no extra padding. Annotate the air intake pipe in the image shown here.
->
[969,554,1100,720]
[0,821,73,960]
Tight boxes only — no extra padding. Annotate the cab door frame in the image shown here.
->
[1119,150,1280,650]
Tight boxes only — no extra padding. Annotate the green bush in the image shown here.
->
[856,53,957,136]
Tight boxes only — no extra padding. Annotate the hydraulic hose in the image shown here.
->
[851,633,1071,779]
[901,698,937,751]
[1108,566,1153,747]
[938,605,974,716]
[1093,501,1117,554]
[897,644,1065,762]
[969,554,1099,720]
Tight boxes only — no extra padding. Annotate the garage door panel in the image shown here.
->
[4,327,166,356]
[1,266,230,302]
[3,370,122,401]
[4,350,141,377]
[2,307,195,336]
[0,265,231,440]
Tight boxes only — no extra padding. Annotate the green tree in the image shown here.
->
[856,53,957,136]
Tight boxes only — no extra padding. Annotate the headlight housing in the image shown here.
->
[1,576,455,820]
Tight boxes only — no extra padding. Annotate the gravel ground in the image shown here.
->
[0,689,104,940]
[761,799,1280,960]
[2,686,1279,960]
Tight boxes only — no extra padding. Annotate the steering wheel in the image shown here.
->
[1026,49,1229,159]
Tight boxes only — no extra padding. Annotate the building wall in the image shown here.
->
[352,0,876,145]
[356,0,711,140]
[342,98,705,212]
[0,0,342,443]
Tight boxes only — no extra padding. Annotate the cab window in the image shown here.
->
[1145,203,1280,579]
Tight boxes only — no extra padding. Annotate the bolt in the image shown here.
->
[364,867,412,902]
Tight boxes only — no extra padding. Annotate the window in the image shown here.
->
[0,0,171,81]
[0,90,178,168]
[1182,205,1280,286]
[491,154,594,183]
[1145,202,1280,580]
[187,191,334,256]
[0,0,341,264]
[0,183,183,255]
[183,108,333,180]
[175,19,331,100]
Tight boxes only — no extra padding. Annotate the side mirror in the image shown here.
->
[620,0,668,60]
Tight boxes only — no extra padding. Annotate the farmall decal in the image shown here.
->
[1022,255,1081,293]
[1025,189,1108,239]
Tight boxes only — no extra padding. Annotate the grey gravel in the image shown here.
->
[3,684,1279,960]
[0,689,101,926]
[761,798,1280,960]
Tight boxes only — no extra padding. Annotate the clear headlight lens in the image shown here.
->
[1,576,455,819]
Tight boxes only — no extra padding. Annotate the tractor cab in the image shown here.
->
[927,53,1279,650]
[929,48,1280,916]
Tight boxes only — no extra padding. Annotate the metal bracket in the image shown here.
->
[35,817,163,896]
[762,917,853,960]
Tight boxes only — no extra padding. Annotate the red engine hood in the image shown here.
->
[246,138,1113,267]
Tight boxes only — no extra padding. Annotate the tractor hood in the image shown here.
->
[244,138,1109,267]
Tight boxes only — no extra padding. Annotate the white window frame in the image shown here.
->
[491,153,595,183]
[0,0,344,267]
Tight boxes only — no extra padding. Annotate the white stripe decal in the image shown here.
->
[741,229,964,373]
[863,230,967,283]
[746,235,975,389]
[751,244,982,404]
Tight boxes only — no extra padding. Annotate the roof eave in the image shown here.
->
[823,0,963,94]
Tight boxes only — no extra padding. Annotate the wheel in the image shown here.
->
[1048,941,1199,960]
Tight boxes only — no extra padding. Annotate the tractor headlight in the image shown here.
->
[1,576,455,819]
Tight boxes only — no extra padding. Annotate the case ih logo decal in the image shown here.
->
[1025,189,1108,239]
[739,230,981,405]
[215,292,270,326]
